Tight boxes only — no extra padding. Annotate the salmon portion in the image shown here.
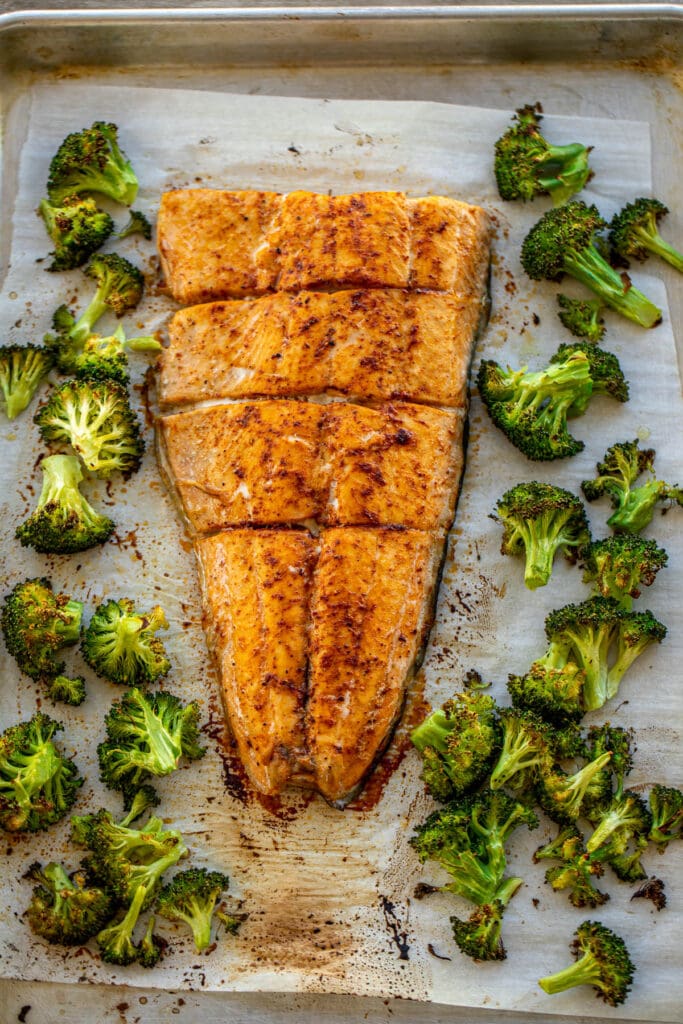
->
[157,289,483,410]
[306,528,444,804]
[156,189,491,304]
[158,400,463,534]
[196,530,316,794]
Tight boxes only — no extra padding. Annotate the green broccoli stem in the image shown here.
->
[633,226,683,273]
[71,289,111,345]
[564,247,661,328]
[410,711,450,754]
[97,882,146,964]
[536,143,591,207]
[517,510,580,590]
[539,949,605,996]
[4,349,51,420]
[607,481,665,533]
[493,874,523,908]
[9,741,63,826]
[126,336,162,353]
[559,624,611,713]
[177,896,214,952]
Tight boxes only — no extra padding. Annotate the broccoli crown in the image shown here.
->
[521,201,662,329]
[34,377,145,479]
[544,597,624,713]
[0,344,54,421]
[85,253,144,318]
[496,481,590,589]
[1,577,83,682]
[494,103,592,205]
[609,197,683,272]
[82,597,171,687]
[98,688,205,795]
[477,352,592,461]
[451,900,507,962]
[410,690,500,801]
[557,294,606,343]
[16,453,115,555]
[582,535,668,607]
[489,708,556,792]
[39,195,114,271]
[536,750,613,826]
[96,882,148,966]
[74,326,161,386]
[118,209,152,240]
[46,674,87,707]
[25,861,112,944]
[581,439,682,533]
[47,122,139,206]
[586,789,652,856]
[551,341,629,411]
[585,724,634,813]
[538,920,635,1006]
[647,784,683,850]
[508,650,585,727]
[0,713,83,832]
[156,867,231,952]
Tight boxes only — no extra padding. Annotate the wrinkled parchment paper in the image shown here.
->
[0,82,680,1019]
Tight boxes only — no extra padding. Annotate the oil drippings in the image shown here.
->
[380,896,410,961]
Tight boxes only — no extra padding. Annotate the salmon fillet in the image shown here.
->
[158,400,464,534]
[157,289,484,410]
[157,190,491,304]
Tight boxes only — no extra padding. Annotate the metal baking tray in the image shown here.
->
[0,6,681,1023]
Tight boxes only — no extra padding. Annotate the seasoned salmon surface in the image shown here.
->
[158,289,483,410]
[157,190,490,303]
[158,400,464,534]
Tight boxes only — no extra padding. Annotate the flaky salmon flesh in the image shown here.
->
[157,190,491,304]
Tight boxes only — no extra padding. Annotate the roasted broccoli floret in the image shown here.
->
[494,103,592,205]
[477,351,593,461]
[582,440,683,533]
[450,900,508,962]
[1,577,83,683]
[557,295,606,343]
[538,921,635,1006]
[16,453,115,554]
[82,598,170,687]
[45,674,87,707]
[118,209,152,240]
[536,749,614,826]
[521,201,661,328]
[138,914,165,967]
[34,377,144,479]
[489,708,556,792]
[156,868,232,952]
[410,690,500,802]
[73,326,161,385]
[508,655,585,727]
[631,877,666,910]
[97,882,148,966]
[0,714,83,832]
[647,785,683,851]
[585,724,634,812]
[535,828,609,908]
[47,122,138,206]
[586,790,652,857]
[25,861,112,945]
[39,195,114,271]
[98,688,205,795]
[550,342,628,413]
[0,344,53,420]
[582,535,668,608]
[609,197,683,273]
[495,482,590,590]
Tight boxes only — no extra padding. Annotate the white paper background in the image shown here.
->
[0,82,680,1020]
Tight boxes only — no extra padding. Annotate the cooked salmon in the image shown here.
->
[158,400,464,534]
[157,289,484,410]
[157,190,491,304]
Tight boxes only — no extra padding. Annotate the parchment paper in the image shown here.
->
[0,82,680,1020]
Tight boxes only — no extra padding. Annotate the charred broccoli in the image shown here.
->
[47,122,138,206]
[156,868,233,952]
[450,900,508,962]
[82,598,170,687]
[0,714,83,831]
[557,295,605,343]
[25,861,112,944]
[34,377,145,479]
[586,790,652,858]
[1,577,83,683]
[118,209,152,240]
[508,655,585,728]
[550,341,629,412]
[609,197,683,273]
[582,440,683,533]
[534,827,609,908]
[647,785,683,851]
[0,344,53,420]
[45,674,87,707]
[536,749,614,826]
[494,103,592,205]
[495,482,590,590]
[96,882,149,966]
[582,535,668,607]
[521,201,661,328]
[39,194,114,271]
[538,921,635,1006]
[489,708,556,792]
[16,454,115,554]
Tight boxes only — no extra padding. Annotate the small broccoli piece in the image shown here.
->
[631,877,666,911]
[495,482,590,590]
[98,688,205,795]
[34,378,144,479]
[97,882,148,966]
[82,598,170,687]
[521,200,661,328]
[0,344,53,420]
[647,785,683,851]
[216,908,245,935]
[1,577,83,683]
[73,326,161,385]
[118,209,152,240]
[46,675,87,707]
[550,342,629,413]
[609,198,683,273]
[584,724,634,813]
[582,535,668,608]
[47,122,138,206]
[605,837,650,883]
[536,750,613,826]
[494,103,592,206]
[489,708,556,792]
[538,921,635,1006]
[16,454,115,554]
[608,609,666,694]
[0,713,83,832]
[410,690,500,802]
[156,868,232,952]
[25,861,112,945]
[508,655,585,728]
[451,900,508,962]
[557,295,606,343]
[39,195,114,271]
[539,832,610,908]
[138,915,165,967]
[582,440,683,534]
[477,351,593,461]
[586,790,652,856]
